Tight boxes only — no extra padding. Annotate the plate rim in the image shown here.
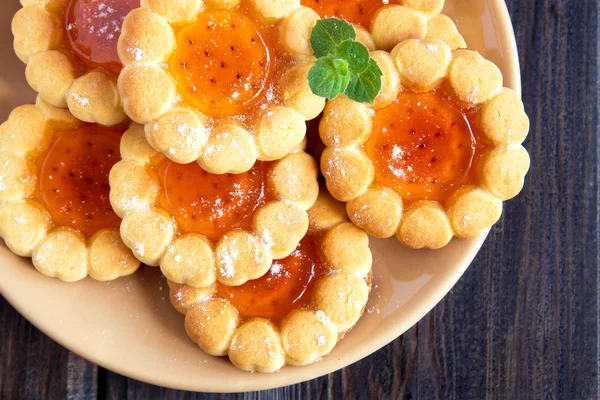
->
[1,0,521,392]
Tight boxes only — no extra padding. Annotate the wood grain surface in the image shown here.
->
[1,0,598,399]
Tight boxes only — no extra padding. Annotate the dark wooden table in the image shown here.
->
[1,0,598,399]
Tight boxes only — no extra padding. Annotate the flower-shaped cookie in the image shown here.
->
[116,0,326,172]
[320,39,530,249]
[0,97,140,281]
[110,124,319,287]
[168,191,372,372]
[12,0,136,126]
[299,0,466,53]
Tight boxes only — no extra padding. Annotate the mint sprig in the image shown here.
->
[308,56,350,99]
[308,18,383,104]
[310,18,356,58]
[346,59,383,103]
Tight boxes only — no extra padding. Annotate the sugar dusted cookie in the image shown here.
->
[12,0,138,125]
[110,124,319,287]
[116,1,326,170]
[321,39,530,248]
[0,98,140,282]
[168,191,372,372]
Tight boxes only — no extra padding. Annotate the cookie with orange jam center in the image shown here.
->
[366,91,485,202]
[320,40,530,247]
[169,10,273,117]
[170,192,372,372]
[116,2,324,168]
[301,0,390,28]
[35,124,123,238]
[216,236,325,320]
[65,0,138,74]
[158,160,269,242]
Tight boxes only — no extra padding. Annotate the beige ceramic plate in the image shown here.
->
[0,0,520,393]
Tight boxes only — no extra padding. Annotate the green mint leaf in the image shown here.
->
[310,18,356,59]
[308,17,383,103]
[335,40,370,74]
[308,55,351,99]
[344,59,383,104]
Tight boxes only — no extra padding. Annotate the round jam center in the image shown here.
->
[158,160,268,242]
[366,91,483,202]
[36,125,123,238]
[217,236,325,320]
[169,10,273,117]
[301,0,391,28]
[65,0,137,74]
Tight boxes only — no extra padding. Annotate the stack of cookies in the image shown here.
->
[0,0,529,373]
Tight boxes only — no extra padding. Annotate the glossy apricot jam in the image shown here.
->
[35,124,123,238]
[366,90,485,202]
[301,0,391,29]
[217,235,326,320]
[158,161,269,242]
[65,0,137,74]
[169,10,273,117]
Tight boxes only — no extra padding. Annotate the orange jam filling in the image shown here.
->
[158,160,269,242]
[35,124,123,238]
[366,90,486,202]
[301,0,390,29]
[65,0,137,74]
[169,10,274,117]
[217,235,326,320]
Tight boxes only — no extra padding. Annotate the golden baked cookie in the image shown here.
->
[299,0,465,51]
[168,191,372,372]
[110,124,319,287]
[116,1,326,170]
[320,39,530,248]
[12,0,137,126]
[0,97,140,281]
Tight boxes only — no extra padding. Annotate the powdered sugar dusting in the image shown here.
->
[391,144,404,159]
[134,242,145,257]
[467,85,482,103]
[127,47,146,61]
[260,229,275,249]
[316,335,326,347]
[70,93,89,108]
[316,310,331,325]
[122,195,139,210]
[270,261,282,276]
[174,289,184,301]
[218,240,238,278]
[425,42,439,53]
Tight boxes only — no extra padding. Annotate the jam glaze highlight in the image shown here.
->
[366,90,487,203]
[35,124,123,238]
[65,0,138,74]
[216,235,326,321]
[169,10,275,117]
[158,160,269,242]
[301,0,392,29]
